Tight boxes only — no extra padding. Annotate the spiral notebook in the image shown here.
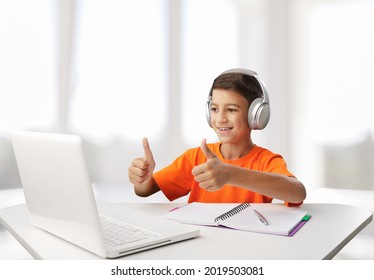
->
[162,203,309,236]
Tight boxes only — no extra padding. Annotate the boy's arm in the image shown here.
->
[133,177,161,197]
[193,157,305,203]
[227,166,306,204]
[192,140,306,204]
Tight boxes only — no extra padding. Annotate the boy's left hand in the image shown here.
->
[192,138,229,191]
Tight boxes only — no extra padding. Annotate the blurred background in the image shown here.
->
[1,0,374,259]
[2,0,374,195]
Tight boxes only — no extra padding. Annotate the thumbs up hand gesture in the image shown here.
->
[128,137,156,185]
[192,139,230,191]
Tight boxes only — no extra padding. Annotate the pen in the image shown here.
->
[253,209,269,225]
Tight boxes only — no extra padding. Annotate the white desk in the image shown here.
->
[0,202,372,260]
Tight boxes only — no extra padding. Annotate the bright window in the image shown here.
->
[308,1,374,145]
[303,0,374,189]
[70,0,167,141]
[0,0,55,135]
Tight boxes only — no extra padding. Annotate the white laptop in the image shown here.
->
[11,130,199,258]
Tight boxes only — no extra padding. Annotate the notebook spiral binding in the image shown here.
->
[214,203,251,223]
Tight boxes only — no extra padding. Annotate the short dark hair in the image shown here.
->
[208,72,262,105]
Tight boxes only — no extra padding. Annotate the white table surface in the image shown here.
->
[0,202,372,260]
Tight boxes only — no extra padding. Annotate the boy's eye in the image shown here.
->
[210,107,218,112]
[228,108,238,112]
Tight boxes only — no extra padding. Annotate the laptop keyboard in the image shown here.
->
[100,216,159,247]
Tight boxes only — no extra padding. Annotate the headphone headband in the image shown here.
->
[206,68,270,130]
[219,68,270,104]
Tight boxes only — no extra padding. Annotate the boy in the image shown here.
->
[128,69,306,206]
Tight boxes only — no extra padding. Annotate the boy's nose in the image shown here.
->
[217,112,228,123]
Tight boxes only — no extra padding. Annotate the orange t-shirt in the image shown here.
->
[153,143,302,206]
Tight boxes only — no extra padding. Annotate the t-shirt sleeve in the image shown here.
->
[260,153,295,177]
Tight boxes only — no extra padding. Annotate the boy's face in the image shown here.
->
[210,89,251,145]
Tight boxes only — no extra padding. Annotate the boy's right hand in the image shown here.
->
[128,137,156,186]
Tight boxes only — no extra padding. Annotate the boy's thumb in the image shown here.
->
[200,138,216,160]
[142,137,154,163]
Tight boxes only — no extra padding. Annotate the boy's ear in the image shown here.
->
[248,96,270,130]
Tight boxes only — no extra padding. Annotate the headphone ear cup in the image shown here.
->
[205,98,212,127]
[248,98,270,130]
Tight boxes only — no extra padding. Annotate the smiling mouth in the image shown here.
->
[217,127,233,131]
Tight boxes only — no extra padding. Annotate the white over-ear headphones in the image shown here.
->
[205,68,270,130]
